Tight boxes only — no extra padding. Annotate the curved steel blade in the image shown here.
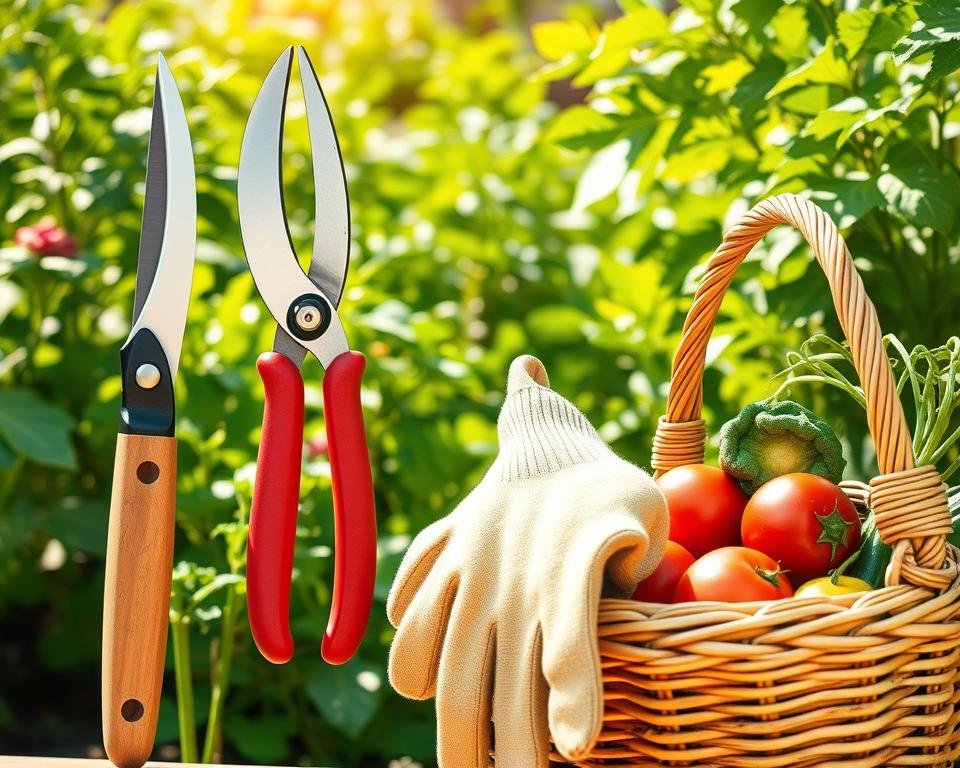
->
[124,54,196,378]
[297,45,350,308]
[238,47,349,369]
[134,79,166,321]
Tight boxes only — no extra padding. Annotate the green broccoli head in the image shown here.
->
[719,399,846,494]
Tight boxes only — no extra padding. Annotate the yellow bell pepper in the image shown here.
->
[794,575,872,598]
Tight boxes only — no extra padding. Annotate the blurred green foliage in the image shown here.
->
[0,0,958,765]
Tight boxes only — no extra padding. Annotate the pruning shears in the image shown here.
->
[238,46,377,666]
[102,55,196,768]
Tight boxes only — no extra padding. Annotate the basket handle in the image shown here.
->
[652,193,954,589]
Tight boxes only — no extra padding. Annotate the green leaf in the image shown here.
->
[0,389,76,470]
[526,304,594,344]
[701,58,754,95]
[572,138,634,210]
[225,714,293,763]
[357,300,415,342]
[679,0,719,14]
[0,498,40,555]
[732,0,779,37]
[663,138,740,183]
[304,657,381,738]
[803,97,866,140]
[810,178,884,227]
[533,54,586,82]
[532,20,594,61]
[46,498,108,556]
[835,94,915,148]
[188,572,244,608]
[605,7,669,45]
[770,5,811,60]
[768,39,850,98]
[779,84,832,116]
[917,0,960,30]
[837,9,875,60]
[733,57,786,117]
[926,39,960,86]
[894,0,960,63]
[835,7,908,60]
[545,106,621,151]
[878,165,957,233]
[573,8,669,85]
[154,696,180,746]
[0,439,14,471]
[862,8,914,56]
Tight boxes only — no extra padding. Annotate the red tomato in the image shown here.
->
[631,541,696,603]
[741,473,860,585]
[657,465,748,557]
[672,546,793,603]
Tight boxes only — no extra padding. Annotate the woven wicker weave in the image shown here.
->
[578,194,960,767]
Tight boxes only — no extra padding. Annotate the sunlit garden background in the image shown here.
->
[1,0,959,764]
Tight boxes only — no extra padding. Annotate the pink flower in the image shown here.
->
[14,218,78,257]
[306,433,328,459]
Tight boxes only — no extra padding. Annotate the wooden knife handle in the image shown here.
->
[102,433,176,768]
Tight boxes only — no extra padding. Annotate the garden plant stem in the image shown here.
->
[202,582,241,763]
[170,609,198,763]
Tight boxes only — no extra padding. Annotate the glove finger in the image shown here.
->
[490,624,549,768]
[387,515,455,628]
[436,594,496,768]
[605,510,664,593]
[542,515,651,761]
[388,565,458,700]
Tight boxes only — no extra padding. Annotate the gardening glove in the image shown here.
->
[387,355,668,767]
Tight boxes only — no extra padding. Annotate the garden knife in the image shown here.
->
[101,54,195,768]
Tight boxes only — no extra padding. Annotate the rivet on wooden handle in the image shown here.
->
[102,433,176,768]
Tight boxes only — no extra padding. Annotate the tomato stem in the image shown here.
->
[816,502,854,562]
[755,565,784,588]
[830,541,864,584]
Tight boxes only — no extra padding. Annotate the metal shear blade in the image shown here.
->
[237,45,351,369]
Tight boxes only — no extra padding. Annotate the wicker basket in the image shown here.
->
[580,194,960,767]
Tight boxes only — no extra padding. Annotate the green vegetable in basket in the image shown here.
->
[775,334,960,486]
[774,335,960,585]
[847,509,892,589]
[719,399,846,494]
[948,490,960,550]
[839,492,956,590]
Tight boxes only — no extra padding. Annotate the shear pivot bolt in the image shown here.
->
[287,294,332,341]
[296,305,323,332]
[135,363,161,389]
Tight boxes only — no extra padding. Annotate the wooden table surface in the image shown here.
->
[0,759,300,767]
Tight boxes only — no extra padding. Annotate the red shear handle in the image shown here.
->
[321,351,377,664]
[248,352,304,664]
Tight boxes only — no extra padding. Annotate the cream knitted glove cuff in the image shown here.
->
[495,357,608,480]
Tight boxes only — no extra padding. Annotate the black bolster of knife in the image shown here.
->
[119,328,175,437]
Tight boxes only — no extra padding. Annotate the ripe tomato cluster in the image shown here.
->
[633,465,864,604]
